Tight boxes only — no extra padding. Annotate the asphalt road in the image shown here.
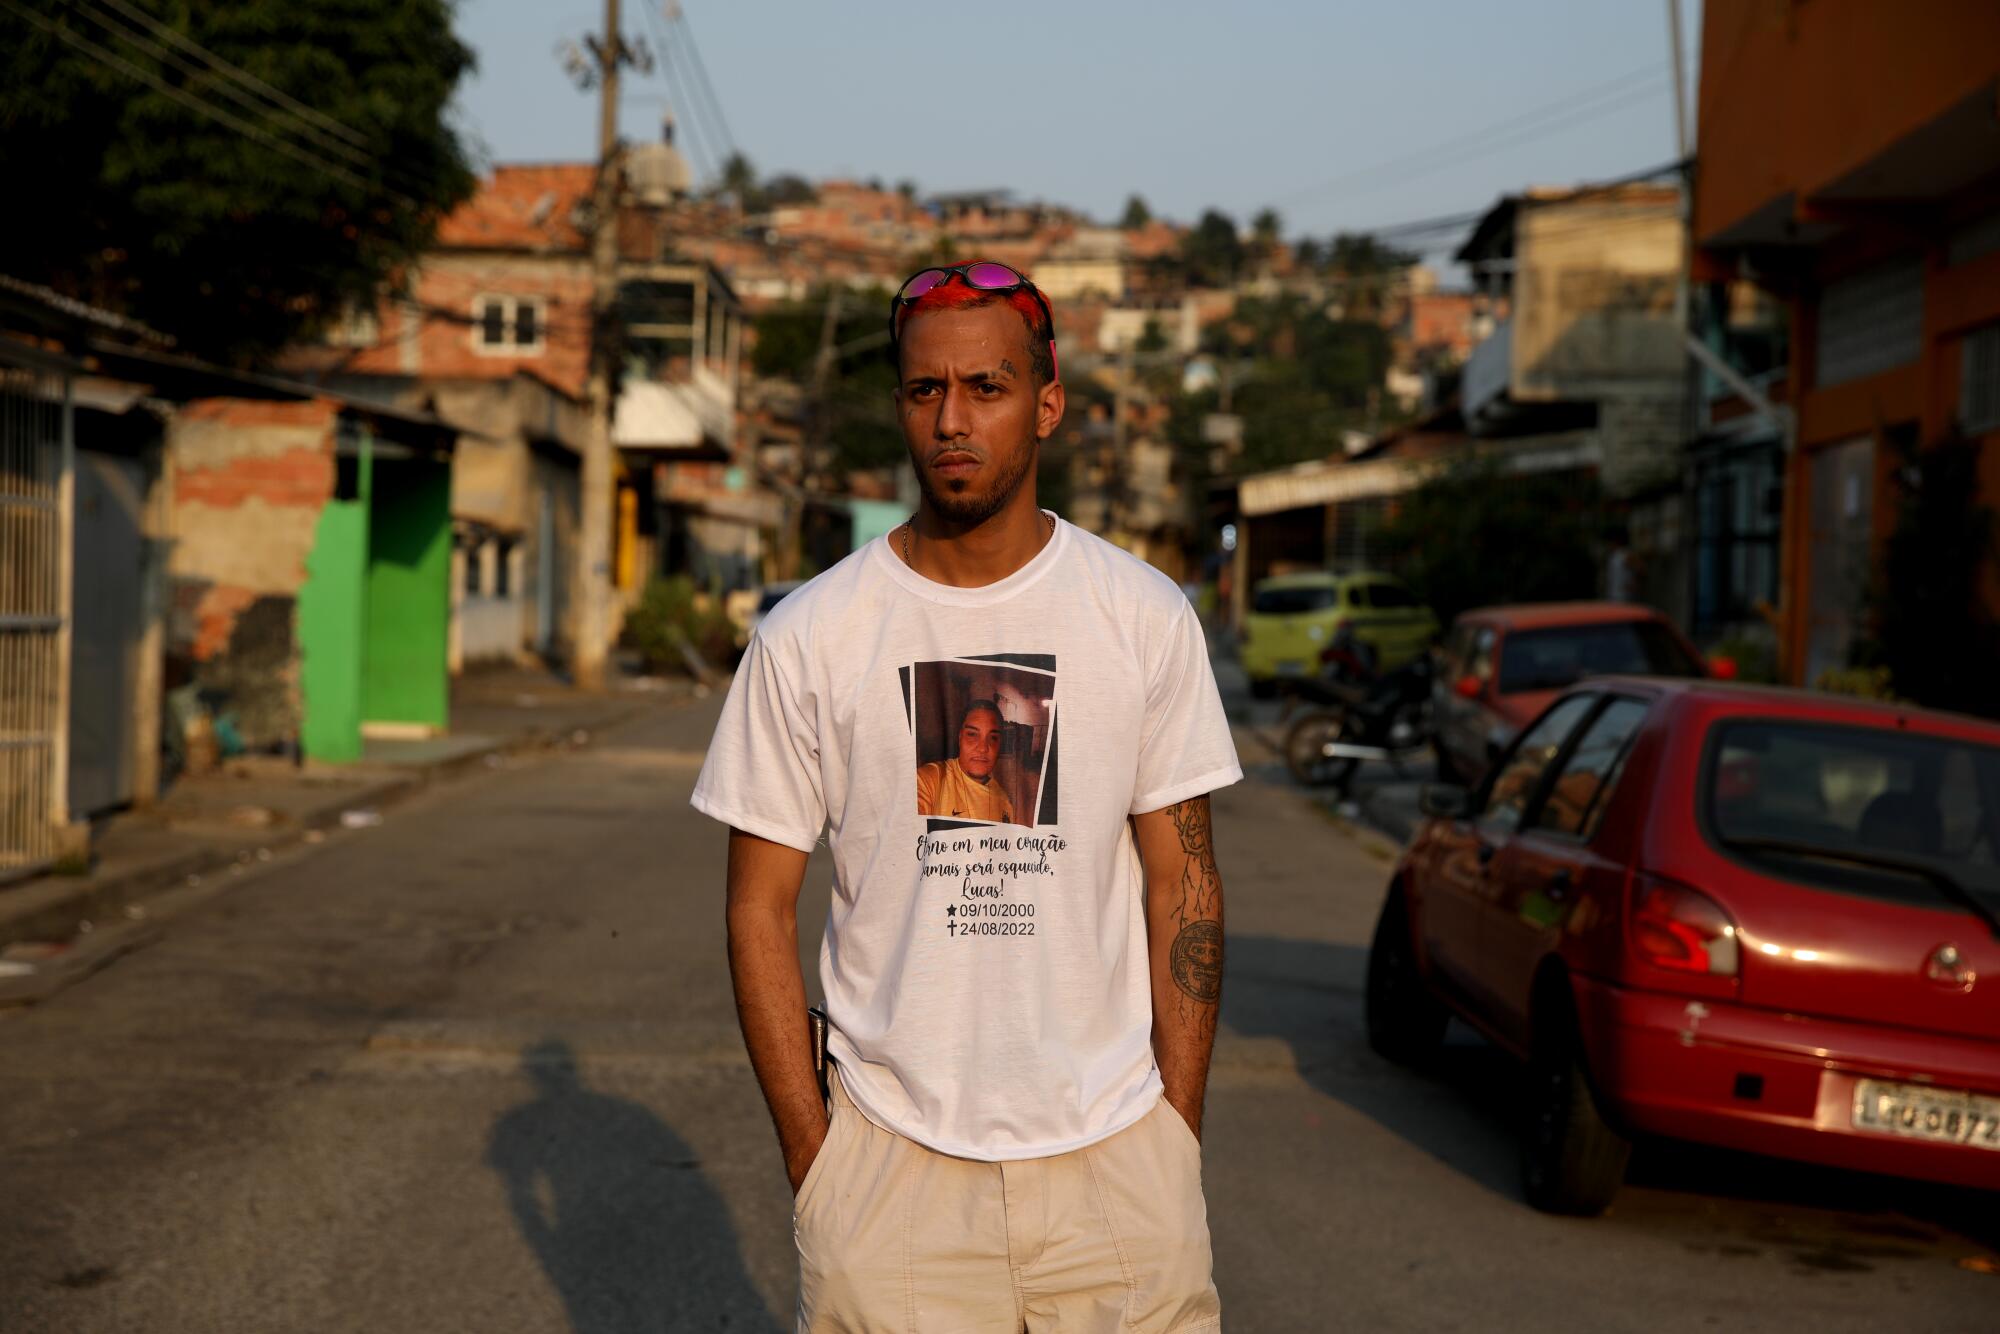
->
[0,687,1994,1332]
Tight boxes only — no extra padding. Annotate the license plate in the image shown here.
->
[1852,1079,2000,1150]
[1275,661,1307,677]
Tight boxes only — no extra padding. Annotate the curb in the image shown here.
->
[0,771,416,955]
[1237,720,1409,864]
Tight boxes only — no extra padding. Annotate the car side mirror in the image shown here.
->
[1453,674,1482,700]
[1419,783,1473,820]
[1708,654,1739,681]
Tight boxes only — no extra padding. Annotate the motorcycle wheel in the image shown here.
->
[1284,710,1358,788]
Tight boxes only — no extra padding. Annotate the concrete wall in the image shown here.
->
[1512,195,1683,403]
[1597,393,1688,498]
[167,399,339,751]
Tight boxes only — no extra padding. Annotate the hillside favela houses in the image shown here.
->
[1226,183,1683,626]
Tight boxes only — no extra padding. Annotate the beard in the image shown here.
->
[914,440,1036,527]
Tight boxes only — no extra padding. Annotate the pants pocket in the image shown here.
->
[792,1104,843,1222]
[1084,1103,1221,1331]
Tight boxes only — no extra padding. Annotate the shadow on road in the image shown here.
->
[486,1039,781,1334]
[1223,933,1525,1202]
[1224,934,2000,1268]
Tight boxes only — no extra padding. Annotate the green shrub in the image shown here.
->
[1815,665,1897,701]
[625,576,738,675]
[1380,457,1602,624]
[1710,633,1778,684]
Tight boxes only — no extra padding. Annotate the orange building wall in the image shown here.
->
[1694,0,2000,241]
[339,255,593,397]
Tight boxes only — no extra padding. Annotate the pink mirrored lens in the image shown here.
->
[964,262,1021,289]
[899,270,948,301]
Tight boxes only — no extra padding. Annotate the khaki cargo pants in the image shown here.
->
[792,1071,1222,1332]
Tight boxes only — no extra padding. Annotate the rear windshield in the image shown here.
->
[1253,586,1338,616]
[1706,720,2000,911]
[1498,621,1702,693]
[1363,582,1419,610]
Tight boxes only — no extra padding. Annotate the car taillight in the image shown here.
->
[1630,876,1740,977]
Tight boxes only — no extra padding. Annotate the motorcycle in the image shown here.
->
[1283,636,1435,791]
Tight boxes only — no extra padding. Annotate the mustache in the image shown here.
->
[926,445,985,465]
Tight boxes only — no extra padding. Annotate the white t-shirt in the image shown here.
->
[691,515,1242,1160]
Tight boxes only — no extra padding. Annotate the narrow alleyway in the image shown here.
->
[0,691,1992,1332]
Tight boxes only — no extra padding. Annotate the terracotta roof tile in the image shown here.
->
[435,163,596,252]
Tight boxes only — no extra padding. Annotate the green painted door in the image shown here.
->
[363,456,451,730]
[299,449,371,763]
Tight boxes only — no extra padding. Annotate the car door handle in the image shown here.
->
[1547,869,1573,900]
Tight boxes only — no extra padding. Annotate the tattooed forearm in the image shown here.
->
[1171,920,1223,1003]
[1167,797,1222,927]
[1162,797,1224,1022]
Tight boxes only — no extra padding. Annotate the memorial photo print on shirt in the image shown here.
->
[901,655,1058,831]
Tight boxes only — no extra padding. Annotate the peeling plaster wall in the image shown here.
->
[166,399,338,750]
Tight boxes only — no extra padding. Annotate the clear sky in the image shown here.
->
[451,0,1700,258]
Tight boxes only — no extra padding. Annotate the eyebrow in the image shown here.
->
[904,366,1011,388]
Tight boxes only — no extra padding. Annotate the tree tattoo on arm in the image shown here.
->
[1165,798,1223,1022]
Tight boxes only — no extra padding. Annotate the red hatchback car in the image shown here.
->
[1369,678,2000,1215]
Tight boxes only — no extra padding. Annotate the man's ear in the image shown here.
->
[1035,379,1066,442]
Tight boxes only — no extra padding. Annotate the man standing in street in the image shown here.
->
[693,261,1239,1331]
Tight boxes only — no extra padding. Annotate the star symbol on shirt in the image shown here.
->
[946,905,956,916]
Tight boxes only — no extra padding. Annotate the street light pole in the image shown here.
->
[574,0,623,690]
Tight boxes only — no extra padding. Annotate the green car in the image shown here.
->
[1241,572,1439,698]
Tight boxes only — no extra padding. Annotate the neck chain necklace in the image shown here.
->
[901,511,1055,567]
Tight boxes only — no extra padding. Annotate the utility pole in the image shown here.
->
[780,288,846,579]
[573,0,626,690]
[1109,338,1133,538]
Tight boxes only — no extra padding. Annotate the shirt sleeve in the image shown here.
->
[1130,601,1244,815]
[689,630,826,852]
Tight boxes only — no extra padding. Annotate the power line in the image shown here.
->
[88,0,371,149]
[1282,67,1671,211]
[638,0,716,181]
[72,0,383,176]
[4,0,396,199]
[669,3,738,162]
[1347,159,1688,254]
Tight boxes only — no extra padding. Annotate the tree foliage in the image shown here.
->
[1119,193,1152,230]
[1179,209,1243,287]
[1324,231,1418,318]
[1186,295,1393,474]
[752,288,902,477]
[1380,458,1602,623]
[0,0,477,361]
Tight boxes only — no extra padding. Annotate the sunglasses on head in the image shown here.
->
[888,262,1059,382]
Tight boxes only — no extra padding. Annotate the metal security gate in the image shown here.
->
[0,358,72,877]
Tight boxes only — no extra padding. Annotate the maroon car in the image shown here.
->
[1369,678,2000,1214]
[1431,603,1714,787]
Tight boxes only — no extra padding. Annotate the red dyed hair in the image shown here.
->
[894,260,1057,384]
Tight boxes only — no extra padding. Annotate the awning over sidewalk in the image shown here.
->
[1239,432,1600,518]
